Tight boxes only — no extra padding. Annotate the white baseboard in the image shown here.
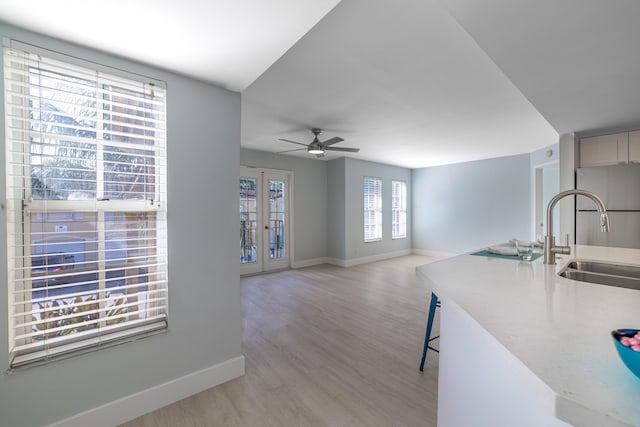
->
[328,249,413,268]
[412,248,458,259]
[290,249,456,270]
[49,355,245,427]
[291,257,330,268]
[326,257,348,267]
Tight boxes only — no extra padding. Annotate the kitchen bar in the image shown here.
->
[417,245,640,427]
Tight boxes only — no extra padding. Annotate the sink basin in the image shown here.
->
[558,260,640,291]
[564,261,640,278]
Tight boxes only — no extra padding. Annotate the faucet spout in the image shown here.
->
[544,189,609,265]
[600,212,610,232]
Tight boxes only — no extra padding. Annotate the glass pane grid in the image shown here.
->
[269,180,286,260]
[364,177,382,241]
[240,178,258,264]
[392,180,407,239]
[24,211,162,344]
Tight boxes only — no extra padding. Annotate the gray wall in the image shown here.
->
[327,158,347,260]
[559,133,578,242]
[412,154,531,254]
[0,24,242,426]
[342,158,412,261]
[240,153,413,263]
[240,149,329,262]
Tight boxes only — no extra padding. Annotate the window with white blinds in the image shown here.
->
[363,177,382,242]
[3,46,168,367]
[392,180,407,239]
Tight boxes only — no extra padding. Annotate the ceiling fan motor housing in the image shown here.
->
[308,140,324,154]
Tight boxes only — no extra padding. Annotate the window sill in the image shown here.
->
[10,319,167,370]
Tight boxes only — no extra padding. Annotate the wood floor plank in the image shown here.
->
[121,255,440,427]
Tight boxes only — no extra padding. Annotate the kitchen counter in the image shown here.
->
[417,245,640,427]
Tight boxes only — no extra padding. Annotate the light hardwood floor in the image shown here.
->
[122,255,440,427]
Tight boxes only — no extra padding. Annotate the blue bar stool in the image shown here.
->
[419,292,440,371]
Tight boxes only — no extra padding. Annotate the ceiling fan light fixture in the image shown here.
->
[307,142,324,154]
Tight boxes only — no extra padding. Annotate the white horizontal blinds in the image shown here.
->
[4,47,168,367]
[364,177,382,242]
[392,180,407,239]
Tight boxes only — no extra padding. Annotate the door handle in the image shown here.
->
[264,225,269,230]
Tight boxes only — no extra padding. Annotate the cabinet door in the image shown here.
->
[579,132,629,167]
[629,131,640,163]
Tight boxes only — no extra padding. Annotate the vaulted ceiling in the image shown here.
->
[2,0,639,168]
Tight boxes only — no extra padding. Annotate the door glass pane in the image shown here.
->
[240,178,258,264]
[268,180,286,260]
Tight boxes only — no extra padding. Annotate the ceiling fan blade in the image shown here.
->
[321,137,344,146]
[278,138,308,147]
[277,148,306,154]
[324,146,360,152]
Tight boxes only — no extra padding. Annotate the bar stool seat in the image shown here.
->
[419,291,440,371]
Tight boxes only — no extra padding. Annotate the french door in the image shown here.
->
[240,167,291,275]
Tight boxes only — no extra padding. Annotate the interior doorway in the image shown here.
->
[240,166,292,275]
[534,161,560,241]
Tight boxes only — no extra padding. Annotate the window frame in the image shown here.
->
[4,44,169,368]
[391,180,407,239]
[363,176,383,242]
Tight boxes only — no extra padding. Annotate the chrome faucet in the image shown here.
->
[544,189,610,265]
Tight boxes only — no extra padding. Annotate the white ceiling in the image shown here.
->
[440,0,640,137]
[0,0,342,91]
[242,0,558,168]
[1,0,639,168]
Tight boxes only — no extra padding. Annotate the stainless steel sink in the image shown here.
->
[558,260,640,291]
[564,261,640,278]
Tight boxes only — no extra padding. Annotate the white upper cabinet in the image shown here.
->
[629,131,640,164]
[579,132,629,167]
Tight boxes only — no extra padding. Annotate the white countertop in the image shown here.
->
[417,245,640,427]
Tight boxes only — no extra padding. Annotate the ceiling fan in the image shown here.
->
[278,128,360,158]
